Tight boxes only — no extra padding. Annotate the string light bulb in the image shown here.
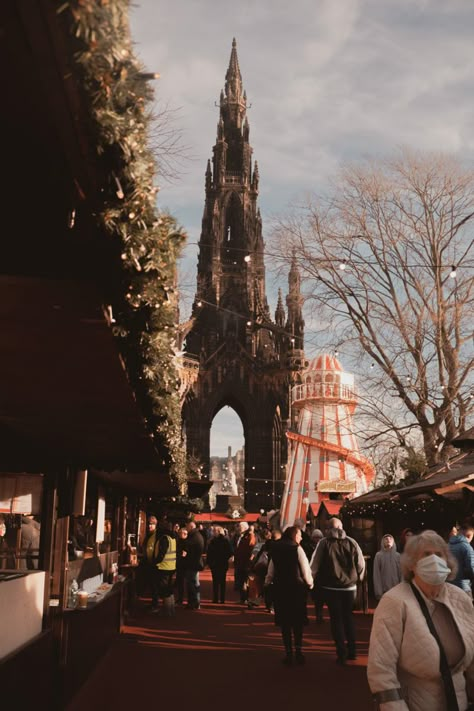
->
[137,72,161,81]
[450,265,457,279]
[339,260,347,271]
[244,255,251,263]
[113,174,124,199]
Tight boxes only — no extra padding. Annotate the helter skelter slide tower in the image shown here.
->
[280,353,375,531]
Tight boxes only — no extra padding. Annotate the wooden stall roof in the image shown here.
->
[0,276,171,483]
[452,427,474,450]
[341,488,391,505]
[0,4,178,495]
[396,451,474,498]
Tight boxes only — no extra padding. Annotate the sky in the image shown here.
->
[129,0,474,455]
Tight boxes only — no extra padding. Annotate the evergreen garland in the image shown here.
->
[58,0,187,485]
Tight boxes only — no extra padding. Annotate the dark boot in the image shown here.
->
[347,643,357,660]
[295,648,305,665]
[282,626,293,666]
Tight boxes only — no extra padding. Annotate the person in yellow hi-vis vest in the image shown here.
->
[143,515,177,614]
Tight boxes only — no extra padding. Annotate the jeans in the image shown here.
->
[185,569,201,608]
[312,585,325,620]
[149,568,174,608]
[324,588,357,659]
[281,623,303,655]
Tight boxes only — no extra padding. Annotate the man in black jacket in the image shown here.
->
[184,521,205,610]
[310,517,365,664]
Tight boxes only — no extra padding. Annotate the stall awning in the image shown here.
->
[194,512,260,524]
[92,469,178,496]
[0,276,169,479]
[187,479,213,499]
[309,500,343,517]
[318,500,343,516]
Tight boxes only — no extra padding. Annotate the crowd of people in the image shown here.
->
[139,514,474,710]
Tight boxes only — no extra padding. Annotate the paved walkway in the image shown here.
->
[67,569,374,711]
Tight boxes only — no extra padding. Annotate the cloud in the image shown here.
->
[130,0,474,450]
[130,0,474,271]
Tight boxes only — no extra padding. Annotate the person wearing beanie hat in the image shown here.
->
[373,534,401,601]
[233,521,256,603]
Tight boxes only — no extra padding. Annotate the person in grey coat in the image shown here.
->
[310,517,365,664]
[373,534,402,601]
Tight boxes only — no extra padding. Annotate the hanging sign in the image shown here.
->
[317,480,356,493]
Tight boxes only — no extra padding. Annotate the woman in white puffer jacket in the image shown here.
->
[367,530,474,711]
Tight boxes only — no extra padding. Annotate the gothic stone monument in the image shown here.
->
[181,40,307,511]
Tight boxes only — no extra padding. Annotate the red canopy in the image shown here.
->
[194,512,260,523]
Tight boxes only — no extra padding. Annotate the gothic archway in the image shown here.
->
[208,406,245,511]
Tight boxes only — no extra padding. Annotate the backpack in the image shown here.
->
[319,537,359,588]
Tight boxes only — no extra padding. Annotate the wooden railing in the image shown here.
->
[291,382,357,403]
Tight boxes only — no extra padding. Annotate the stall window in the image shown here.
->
[0,474,43,569]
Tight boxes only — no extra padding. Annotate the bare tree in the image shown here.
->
[274,149,474,466]
[150,102,191,183]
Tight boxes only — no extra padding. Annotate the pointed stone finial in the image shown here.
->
[243,115,250,141]
[275,288,286,326]
[252,160,259,189]
[226,37,242,83]
[217,115,224,139]
[286,250,304,348]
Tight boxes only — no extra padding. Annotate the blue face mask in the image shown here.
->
[415,554,450,586]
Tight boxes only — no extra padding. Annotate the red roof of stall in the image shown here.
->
[309,500,343,517]
[194,512,260,523]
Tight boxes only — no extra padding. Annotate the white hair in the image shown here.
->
[401,530,457,581]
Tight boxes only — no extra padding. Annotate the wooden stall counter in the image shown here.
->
[0,570,45,659]
[61,580,127,705]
